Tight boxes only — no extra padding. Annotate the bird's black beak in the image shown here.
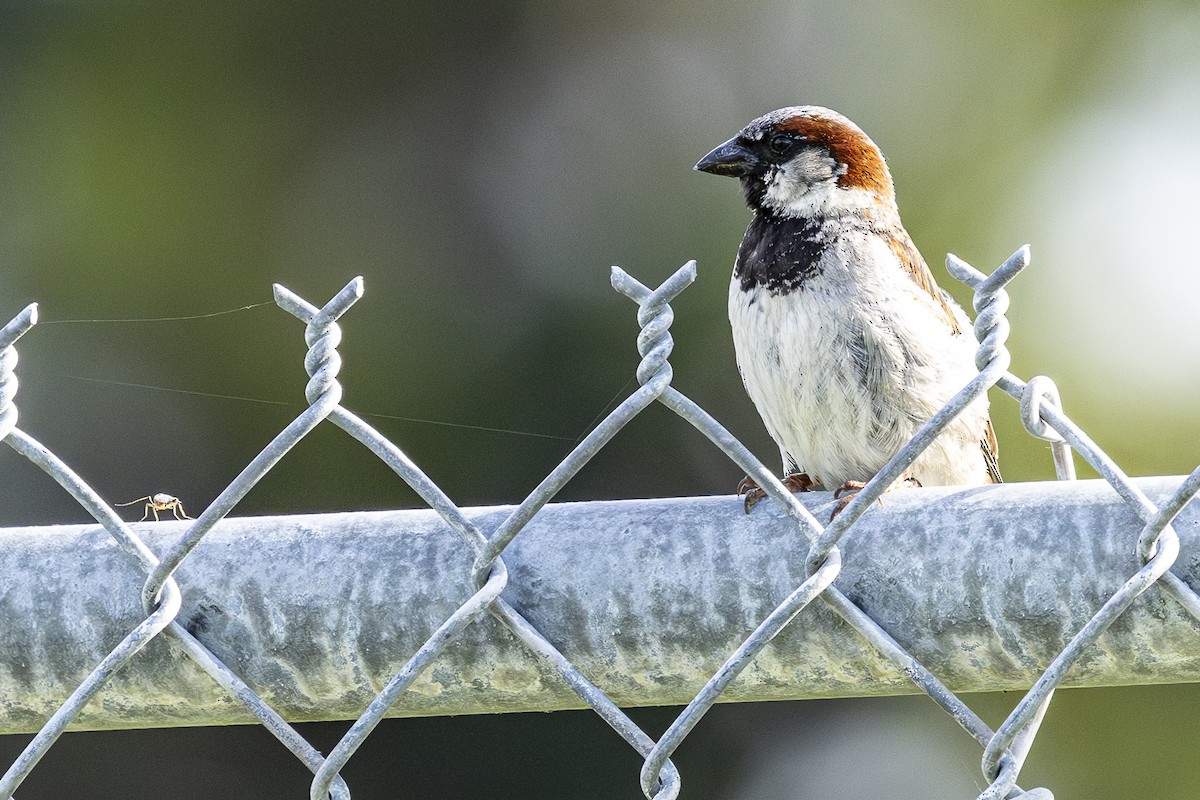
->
[694,137,758,177]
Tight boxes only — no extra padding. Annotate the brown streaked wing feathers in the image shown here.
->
[887,229,1000,483]
[885,230,962,335]
[983,419,1002,484]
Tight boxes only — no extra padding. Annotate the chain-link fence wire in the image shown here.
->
[2,245,1199,799]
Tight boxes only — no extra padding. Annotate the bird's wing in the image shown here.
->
[886,229,1001,482]
[885,230,963,335]
[982,418,1002,483]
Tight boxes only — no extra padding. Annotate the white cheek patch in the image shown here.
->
[763,174,879,219]
[762,149,865,217]
[791,148,839,182]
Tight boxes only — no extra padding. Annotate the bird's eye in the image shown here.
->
[768,133,794,155]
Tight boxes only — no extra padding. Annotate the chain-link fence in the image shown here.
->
[1,246,1198,800]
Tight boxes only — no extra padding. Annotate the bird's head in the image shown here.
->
[695,106,895,218]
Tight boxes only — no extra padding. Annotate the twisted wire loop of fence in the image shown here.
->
[942,248,1200,799]
[0,241,1198,799]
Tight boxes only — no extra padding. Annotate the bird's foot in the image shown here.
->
[829,474,921,519]
[738,472,817,513]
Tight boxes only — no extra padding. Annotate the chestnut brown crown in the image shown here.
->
[695,106,895,204]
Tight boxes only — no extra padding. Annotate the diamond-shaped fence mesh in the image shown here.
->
[1,246,1198,799]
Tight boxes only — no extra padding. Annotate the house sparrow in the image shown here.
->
[695,106,1000,512]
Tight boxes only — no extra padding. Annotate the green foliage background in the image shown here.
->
[1,2,1199,798]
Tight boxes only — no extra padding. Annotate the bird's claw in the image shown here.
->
[828,480,865,520]
[738,472,817,514]
[831,480,866,500]
[828,475,920,520]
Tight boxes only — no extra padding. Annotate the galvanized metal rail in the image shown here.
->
[0,477,1197,736]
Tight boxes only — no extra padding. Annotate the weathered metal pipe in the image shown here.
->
[0,476,1196,734]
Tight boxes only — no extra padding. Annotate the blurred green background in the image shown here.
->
[2,2,1199,798]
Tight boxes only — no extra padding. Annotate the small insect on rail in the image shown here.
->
[115,493,193,521]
